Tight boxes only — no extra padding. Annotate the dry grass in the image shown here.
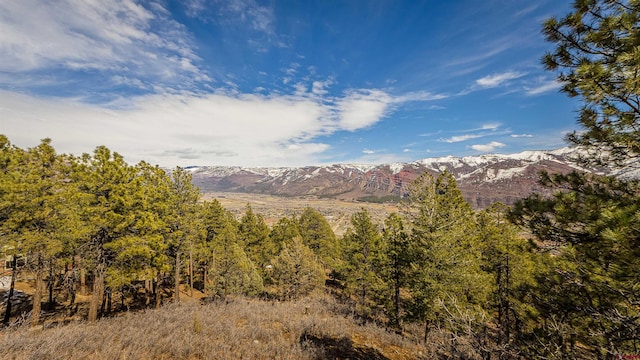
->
[202,192,397,236]
[0,292,427,360]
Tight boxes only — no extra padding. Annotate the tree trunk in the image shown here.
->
[174,251,180,303]
[424,319,431,344]
[79,267,87,295]
[203,263,208,294]
[105,289,112,313]
[3,256,17,326]
[88,268,104,322]
[145,279,151,306]
[47,260,55,309]
[189,247,194,297]
[154,273,162,309]
[31,266,44,327]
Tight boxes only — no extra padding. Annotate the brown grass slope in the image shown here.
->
[0,293,426,360]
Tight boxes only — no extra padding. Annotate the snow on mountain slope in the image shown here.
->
[189,147,606,208]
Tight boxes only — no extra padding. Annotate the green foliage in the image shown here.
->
[542,0,640,166]
[477,203,540,349]
[356,195,402,204]
[238,204,272,267]
[208,221,263,298]
[297,207,340,269]
[271,237,324,300]
[405,171,492,333]
[341,208,386,317]
[269,215,301,257]
[511,173,640,357]
[0,138,79,325]
[380,212,411,327]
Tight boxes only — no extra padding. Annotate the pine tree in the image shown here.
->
[511,173,640,357]
[208,218,263,298]
[405,171,492,341]
[477,203,538,351]
[238,204,272,269]
[269,216,301,259]
[507,1,640,356]
[0,135,25,325]
[73,146,138,321]
[199,199,233,293]
[165,167,200,304]
[542,0,640,166]
[271,236,324,300]
[341,208,385,318]
[381,212,411,329]
[297,207,340,269]
[2,139,76,326]
[102,162,172,307]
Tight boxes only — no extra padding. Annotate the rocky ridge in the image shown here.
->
[188,147,605,209]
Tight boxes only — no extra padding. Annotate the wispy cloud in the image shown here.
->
[511,133,533,138]
[187,0,275,34]
[0,83,445,167]
[470,141,506,152]
[0,0,206,89]
[393,90,448,103]
[362,149,375,154]
[476,71,525,88]
[481,123,501,131]
[440,134,483,143]
[525,78,562,96]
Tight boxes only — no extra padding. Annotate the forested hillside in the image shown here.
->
[1,0,639,359]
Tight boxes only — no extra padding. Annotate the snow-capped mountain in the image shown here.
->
[188,147,604,208]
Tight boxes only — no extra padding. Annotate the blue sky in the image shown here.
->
[0,0,578,167]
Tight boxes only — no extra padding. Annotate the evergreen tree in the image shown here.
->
[165,167,200,303]
[341,208,385,318]
[512,173,640,357]
[2,139,76,326]
[73,146,138,321]
[238,204,272,268]
[507,1,640,356]
[271,236,324,300]
[381,212,411,329]
[477,203,539,351]
[405,171,492,341]
[199,199,233,292]
[102,162,172,307]
[542,0,640,166]
[208,218,263,298]
[269,216,301,259]
[297,207,340,269]
[0,135,22,325]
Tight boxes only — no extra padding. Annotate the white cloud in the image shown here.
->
[362,149,375,154]
[1,84,440,167]
[511,134,533,138]
[0,0,205,87]
[336,89,393,131]
[393,90,448,103]
[439,134,483,143]
[476,71,525,88]
[470,141,506,152]
[311,79,334,95]
[525,79,562,96]
[481,123,501,130]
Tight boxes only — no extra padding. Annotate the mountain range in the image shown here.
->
[188,148,604,209]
